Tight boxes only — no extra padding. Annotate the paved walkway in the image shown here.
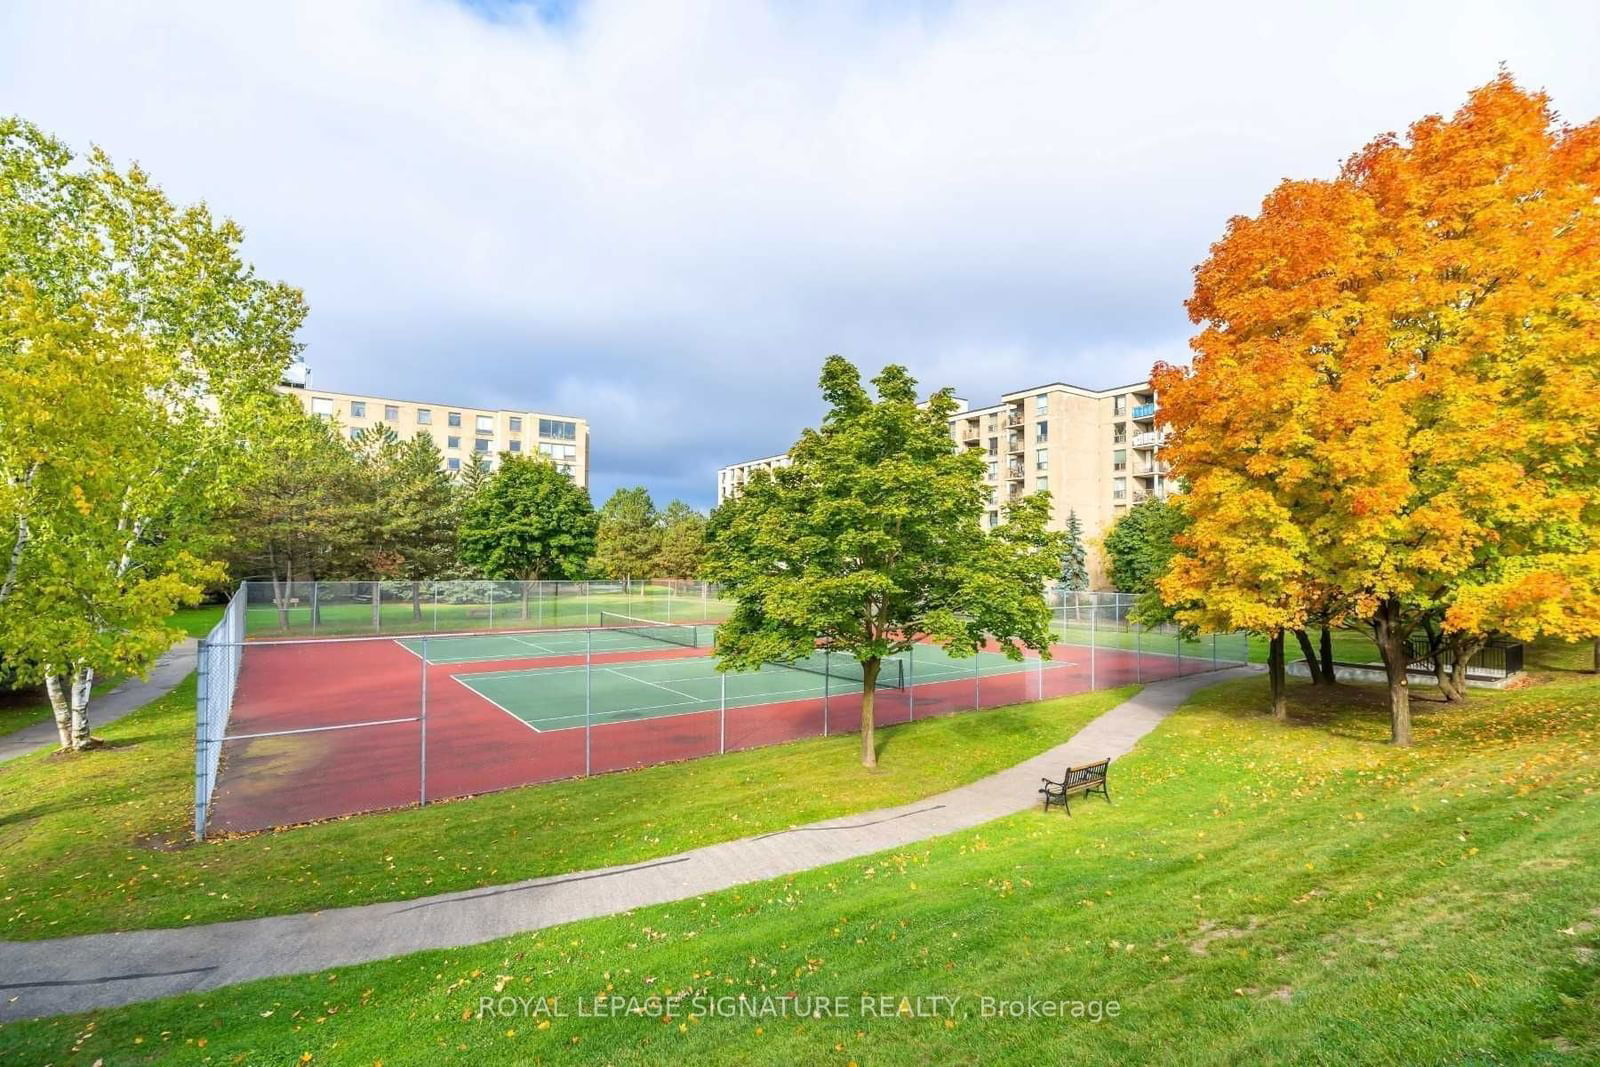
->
[0,665,1255,1022]
[0,638,198,765]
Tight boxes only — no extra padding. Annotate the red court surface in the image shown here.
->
[206,635,1237,834]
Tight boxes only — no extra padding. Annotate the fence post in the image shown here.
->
[1089,604,1097,689]
[584,629,593,776]
[419,637,428,806]
[720,672,727,753]
[1135,622,1142,683]
[907,643,915,722]
[194,638,210,841]
[311,582,318,637]
[823,651,830,736]
[973,647,980,710]
[373,580,381,634]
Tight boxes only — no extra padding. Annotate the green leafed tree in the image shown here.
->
[656,500,709,578]
[705,356,1065,768]
[223,401,366,629]
[0,117,304,747]
[350,428,458,618]
[459,455,597,608]
[590,487,662,581]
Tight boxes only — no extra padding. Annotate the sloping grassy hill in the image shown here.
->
[4,643,1594,1064]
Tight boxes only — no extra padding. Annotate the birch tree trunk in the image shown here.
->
[45,673,72,750]
[69,666,96,749]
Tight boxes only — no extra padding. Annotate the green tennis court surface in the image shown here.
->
[456,642,1068,732]
[395,621,714,664]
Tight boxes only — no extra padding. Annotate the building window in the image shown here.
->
[538,418,577,440]
[537,442,578,460]
[384,405,399,422]
[509,417,522,432]
[988,437,998,456]
[348,428,360,440]
[1113,477,1127,500]
[988,510,999,528]
[1112,422,1126,445]
[350,401,366,418]
[1113,395,1128,416]
[1035,394,1048,414]
[474,438,491,453]
[1113,449,1127,471]
[446,458,461,471]
[311,397,334,416]
[476,415,493,433]
[416,408,432,425]
[986,461,998,481]
[509,440,522,453]
[447,436,460,449]
[1035,448,1048,471]
[448,412,462,427]
[1035,420,1048,442]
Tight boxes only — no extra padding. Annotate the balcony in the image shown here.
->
[1131,430,1161,449]
[1132,401,1158,420]
[1007,436,1024,453]
[1006,409,1024,427]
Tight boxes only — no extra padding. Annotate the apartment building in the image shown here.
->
[716,380,1168,585]
[715,453,792,505]
[278,362,589,487]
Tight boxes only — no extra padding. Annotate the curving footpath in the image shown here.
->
[0,638,198,765]
[0,665,1255,1022]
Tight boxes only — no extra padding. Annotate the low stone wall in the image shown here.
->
[1286,660,1516,690]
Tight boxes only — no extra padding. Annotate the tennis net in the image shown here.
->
[598,611,700,648]
[776,648,906,690]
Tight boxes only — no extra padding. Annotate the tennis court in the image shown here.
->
[455,636,1053,731]
[196,597,1250,836]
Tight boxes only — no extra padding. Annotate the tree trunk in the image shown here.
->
[1319,625,1336,684]
[1592,635,1598,674]
[1373,599,1412,746]
[1292,629,1323,685]
[273,561,290,630]
[1268,632,1287,721]
[521,581,531,621]
[411,580,423,621]
[68,666,95,749]
[1446,634,1487,703]
[859,657,881,768]
[45,673,71,750]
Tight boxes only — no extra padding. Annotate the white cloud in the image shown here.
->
[2,0,1595,506]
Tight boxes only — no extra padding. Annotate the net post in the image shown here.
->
[584,628,593,776]
[194,637,210,841]
[419,637,429,807]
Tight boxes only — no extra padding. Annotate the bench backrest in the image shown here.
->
[1064,759,1109,787]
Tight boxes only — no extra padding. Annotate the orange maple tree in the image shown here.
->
[1156,73,1600,743]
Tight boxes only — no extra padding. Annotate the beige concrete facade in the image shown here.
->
[716,381,1168,586]
[279,381,589,487]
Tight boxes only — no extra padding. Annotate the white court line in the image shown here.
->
[448,673,546,734]
[602,665,703,703]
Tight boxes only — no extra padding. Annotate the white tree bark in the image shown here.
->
[44,672,72,750]
[0,464,38,605]
[69,665,96,749]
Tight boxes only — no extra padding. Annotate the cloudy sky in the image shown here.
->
[3,1,1596,509]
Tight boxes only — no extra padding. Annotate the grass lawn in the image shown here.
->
[4,642,1593,1063]
[0,674,1132,939]
[0,605,215,740]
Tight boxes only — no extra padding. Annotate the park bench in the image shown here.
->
[464,606,492,619]
[1039,759,1111,815]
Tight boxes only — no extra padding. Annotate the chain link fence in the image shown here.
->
[194,586,1248,838]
